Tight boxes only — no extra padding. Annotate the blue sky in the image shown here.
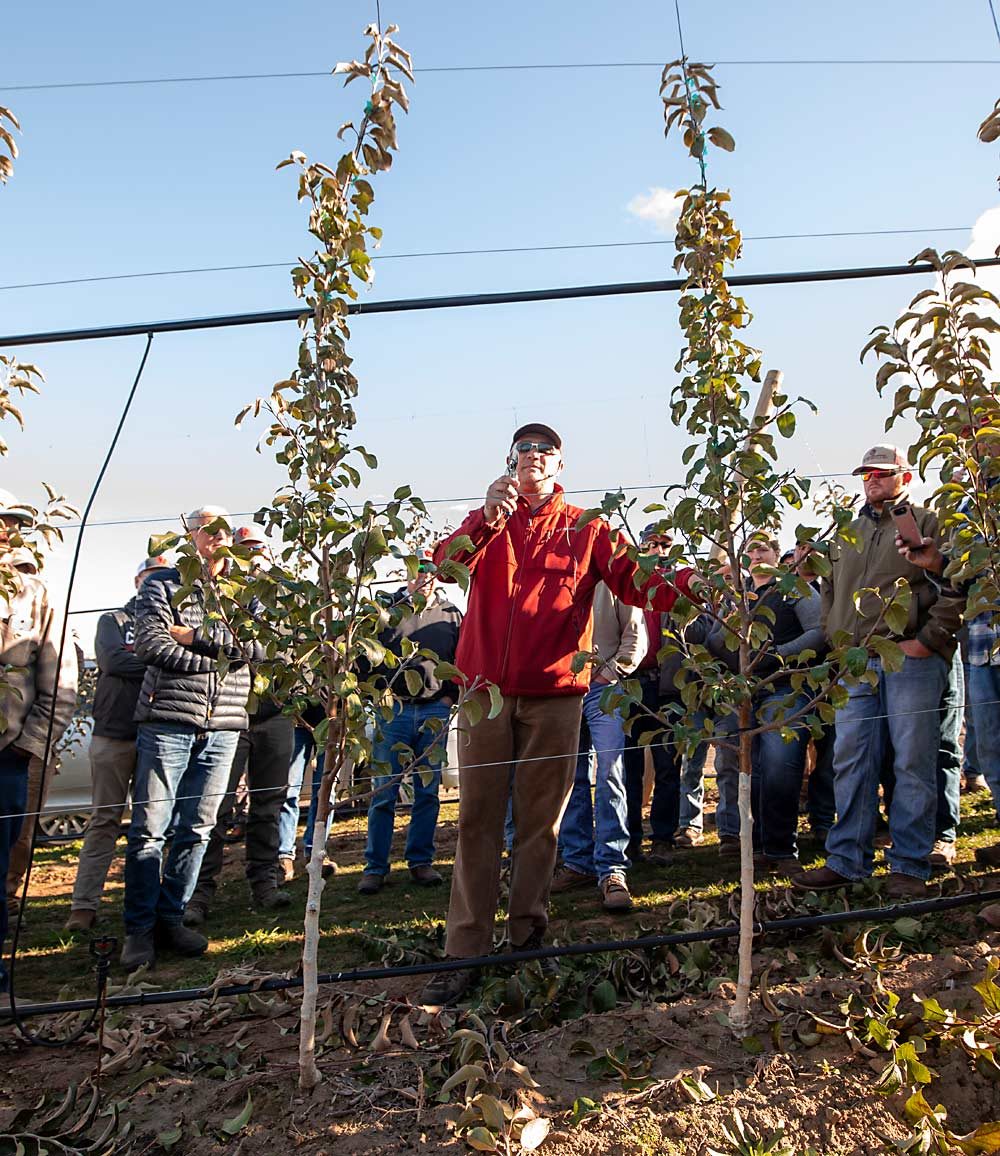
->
[3,1,1000,645]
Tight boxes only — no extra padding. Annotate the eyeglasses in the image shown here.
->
[514,440,557,455]
[642,537,673,549]
[859,468,901,481]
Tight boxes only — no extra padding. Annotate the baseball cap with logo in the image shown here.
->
[852,444,908,476]
[234,525,268,549]
[136,555,171,579]
[639,522,674,544]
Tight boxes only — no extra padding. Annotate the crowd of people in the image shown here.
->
[0,423,997,1009]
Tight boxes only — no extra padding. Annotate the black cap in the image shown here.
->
[511,422,561,450]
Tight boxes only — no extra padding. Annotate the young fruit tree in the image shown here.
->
[591,59,914,1031]
[151,24,491,1090]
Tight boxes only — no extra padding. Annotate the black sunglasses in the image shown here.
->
[514,440,556,455]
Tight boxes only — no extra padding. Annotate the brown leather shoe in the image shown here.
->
[277,856,295,885]
[647,840,674,866]
[674,827,704,848]
[64,908,96,932]
[600,873,633,913]
[409,864,443,887]
[790,864,853,892]
[755,855,801,876]
[420,964,475,1006]
[550,865,597,893]
[887,873,928,901]
[718,834,740,858]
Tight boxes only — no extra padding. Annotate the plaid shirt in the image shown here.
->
[966,611,1000,666]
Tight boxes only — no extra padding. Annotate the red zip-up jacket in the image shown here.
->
[433,486,695,697]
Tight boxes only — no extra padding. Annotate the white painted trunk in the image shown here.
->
[731,731,755,1032]
[298,773,332,1089]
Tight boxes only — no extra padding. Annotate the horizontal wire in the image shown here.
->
[15,694,999,825]
[0,227,973,293]
[3,59,999,94]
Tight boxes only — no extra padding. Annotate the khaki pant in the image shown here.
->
[70,735,137,911]
[445,693,583,958]
[6,756,47,904]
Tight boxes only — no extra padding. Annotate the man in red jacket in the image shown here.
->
[420,424,696,1004]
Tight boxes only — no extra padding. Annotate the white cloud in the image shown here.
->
[966,205,1000,260]
[626,187,682,234]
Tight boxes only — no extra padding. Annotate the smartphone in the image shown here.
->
[891,502,922,548]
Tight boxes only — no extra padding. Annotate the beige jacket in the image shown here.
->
[0,566,78,759]
[591,583,647,682]
[821,498,963,660]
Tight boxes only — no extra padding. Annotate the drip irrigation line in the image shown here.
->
[12,692,1000,826]
[7,335,156,1046]
[4,60,1000,94]
[0,227,975,293]
[4,256,1000,350]
[9,886,1000,1022]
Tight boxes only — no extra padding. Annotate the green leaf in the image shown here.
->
[845,646,870,677]
[472,1094,505,1133]
[441,1063,486,1096]
[706,125,735,151]
[954,1119,1000,1153]
[486,683,504,720]
[776,410,796,438]
[465,1126,498,1152]
[157,1127,184,1151]
[221,1092,253,1137]
[403,668,424,697]
[590,980,618,1013]
[892,916,923,941]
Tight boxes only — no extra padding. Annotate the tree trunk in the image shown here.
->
[731,701,755,1032]
[298,752,336,1090]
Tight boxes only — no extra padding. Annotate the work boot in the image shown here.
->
[156,921,208,957]
[647,840,674,866]
[626,838,645,863]
[120,930,155,971]
[600,872,633,913]
[409,864,443,887]
[754,854,800,877]
[790,864,853,892]
[182,898,209,928]
[420,964,476,1006]
[674,827,704,848]
[63,908,96,933]
[975,841,1000,868]
[251,880,292,912]
[718,834,740,858]
[512,929,558,977]
[928,840,957,869]
[550,865,597,893]
[887,873,928,901]
[357,872,385,896]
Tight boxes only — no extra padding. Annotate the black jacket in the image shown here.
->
[92,597,146,740]
[132,569,262,732]
[373,589,463,703]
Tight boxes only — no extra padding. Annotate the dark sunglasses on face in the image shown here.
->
[515,440,556,455]
[860,468,901,481]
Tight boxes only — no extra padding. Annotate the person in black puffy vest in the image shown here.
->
[120,507,262,971]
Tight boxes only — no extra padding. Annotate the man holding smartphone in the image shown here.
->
[792,444,963,899]
[420,423,698,1004]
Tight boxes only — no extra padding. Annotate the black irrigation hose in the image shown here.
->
[9,885,1000,1022]
[3,257,1000,349]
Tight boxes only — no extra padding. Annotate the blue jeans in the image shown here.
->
[808,725,837,833]
[364,700,451,875]
[278,725,314,859]
[679,738,708,833]
[825,654,949,882]
[558,683,630,880]
[714,713,740,837]
[963,662,981,779]
[622,675,683,844]
[967,663,1000,819]
[750,690,811,859]
[0,747,30,993]
[123,724,239,933]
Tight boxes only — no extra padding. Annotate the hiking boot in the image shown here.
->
[156,921,208,957]
[674,826,704,848]
[63,908,96,933]
[964,774,989,794]
[887,873,928,901]
[790,864,853,892]
[755,855,801,876]
[357,872,385,896]
[550,865,597,893]
[420,964,476,1006]
[182,899,209,928]
[975,841,1000,868]
[410,864,443,887]
[252,882,292,911]
[512,929,558,977]
[718,834,740,858]
[120,931,155,971]
[278,855,296,884]
[600,872,633,913]
[928,840,957,869]
[647,840,674,866]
